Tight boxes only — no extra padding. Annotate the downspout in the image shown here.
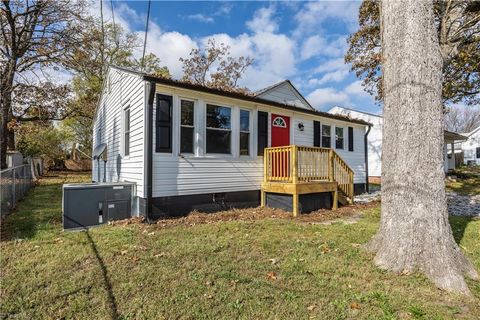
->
[364,125,372,193]
[145,81,156,223]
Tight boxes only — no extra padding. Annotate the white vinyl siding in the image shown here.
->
[150,85,368,198]
[92,68,145,197]
[292,114,367,184]
[256,81,312,110]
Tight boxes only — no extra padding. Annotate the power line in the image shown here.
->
[141,0,151,72]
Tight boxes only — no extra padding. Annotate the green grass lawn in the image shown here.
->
[446,166,480,196]
[1,172,479,319]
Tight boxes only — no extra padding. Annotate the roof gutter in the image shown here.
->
[145,81,156,223]
[364,125,372,193]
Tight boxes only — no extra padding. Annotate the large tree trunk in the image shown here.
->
[0,61,15,169]
[367,0,478,294]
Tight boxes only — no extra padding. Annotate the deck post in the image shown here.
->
[293,193,299,217]
[332,188,338,210]
[263,149,268,183]
[292,145,298,184]
[261,190,265,207]
[328,149,334,182]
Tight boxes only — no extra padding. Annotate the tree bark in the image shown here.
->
[367,0,478,294]
[0,60,16,169]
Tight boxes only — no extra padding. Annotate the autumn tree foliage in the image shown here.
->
[345,0,480,106]
[0,0,87,169]
[180,39,253,92]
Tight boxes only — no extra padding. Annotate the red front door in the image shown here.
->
[271,114,290,147]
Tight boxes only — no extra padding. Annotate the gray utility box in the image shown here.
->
[62,182,135,231]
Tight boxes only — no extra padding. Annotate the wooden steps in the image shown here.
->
[261,145,354,216]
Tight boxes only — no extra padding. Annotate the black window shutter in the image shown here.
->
[257,111,268,156]
[156,94,172,153]
[313,121,320,147]
[348,127,354,152]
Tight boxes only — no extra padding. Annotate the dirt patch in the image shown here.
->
[110,201,380,229]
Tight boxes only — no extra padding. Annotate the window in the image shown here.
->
[272,116,287,128]
[123,107,130,156]
[477,147,480,159]
[335,127,344,149]
[321,125,331,148]
[240,109,250,156]
[348,127,354,152]
[180,100,194,154]
[206,104,231,154]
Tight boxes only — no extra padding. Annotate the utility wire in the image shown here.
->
[141,0,151,72]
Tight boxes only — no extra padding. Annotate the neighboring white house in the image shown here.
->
[93,66,371,217]
[328,106,467,179]
[459,126,480,165]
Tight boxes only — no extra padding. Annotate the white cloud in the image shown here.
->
[314,58,348,73]
[345,80,369,98]
[309,69,349,86]
[144,28,198,78]
[307,87,351,110]
[200,31,296,90]
[294,1,360,37]
[185,14,214,23]
[246,6,278,34]
[301,35,347,60]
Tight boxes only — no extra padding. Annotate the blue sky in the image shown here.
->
[102,1,379,113]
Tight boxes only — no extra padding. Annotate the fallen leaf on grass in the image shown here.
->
[350,243,361,248]
[307,304,316,311]
[204,293,213,299]
[131,256,140,262]
[120,250,128,256]
[350,302,361,310]
[54,238,63,244]
[268,258,279,265]
[266,272,277,280]
[147,232,155,236]
[154,252,165,258]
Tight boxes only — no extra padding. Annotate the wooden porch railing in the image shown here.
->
[264,145,354,201]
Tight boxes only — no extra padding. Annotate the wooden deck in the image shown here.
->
[260,145,354,216]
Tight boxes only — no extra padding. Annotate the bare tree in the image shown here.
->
[180,39,253,92]
[367,0,478,294]
[0,0,87,169]
[445,105,480,133]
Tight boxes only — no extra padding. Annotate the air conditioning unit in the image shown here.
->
[62,182,135,231]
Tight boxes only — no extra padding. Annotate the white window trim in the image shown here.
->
[239,108,252,158]
[122,103,131,159]
[335,126,345,150]
[204,102,234,157]
[178,98,196,157]
[321,124,332,148]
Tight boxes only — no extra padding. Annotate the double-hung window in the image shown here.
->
[206,104,231,154]
[123,107,130,156]
[240,109,250,156]
[180,100,195,154]
[335,127,344,149]
[476,147,480,159]
[321,124,331,148]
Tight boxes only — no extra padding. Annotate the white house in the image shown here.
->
[459,126,480,165]
[93,66,371,218]
[328,106,467,180]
